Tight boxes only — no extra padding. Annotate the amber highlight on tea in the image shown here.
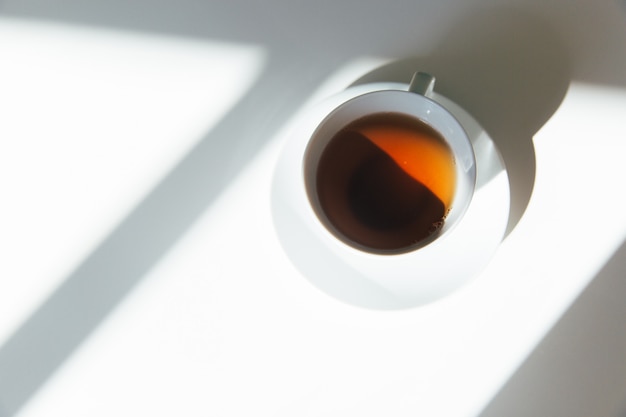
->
[314,112,457,252]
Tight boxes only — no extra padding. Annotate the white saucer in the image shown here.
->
[271,82,510,309]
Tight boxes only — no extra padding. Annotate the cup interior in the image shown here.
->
[304,90,476,254]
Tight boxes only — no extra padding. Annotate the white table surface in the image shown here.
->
[1,0,626,416]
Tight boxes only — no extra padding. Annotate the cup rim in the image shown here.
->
[303,89,477,255]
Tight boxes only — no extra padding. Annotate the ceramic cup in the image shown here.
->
[272,71,498,309]
[303,72,476,255]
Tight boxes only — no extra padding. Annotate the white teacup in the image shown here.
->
[272,71,494,309]
[304,72,476,254]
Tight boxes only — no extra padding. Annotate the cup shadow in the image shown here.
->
[350,8,571,236]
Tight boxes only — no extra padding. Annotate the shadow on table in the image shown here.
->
[0,53,340,417]
[476,238,626,417]
[351,8,571,237]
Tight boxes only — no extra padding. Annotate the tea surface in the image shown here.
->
[315,112,456,252]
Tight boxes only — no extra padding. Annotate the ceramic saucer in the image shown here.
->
[271,82,510,309]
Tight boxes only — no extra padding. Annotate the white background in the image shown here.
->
[1,0,626,416]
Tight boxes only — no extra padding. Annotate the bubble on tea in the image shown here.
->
[314,112,456,252]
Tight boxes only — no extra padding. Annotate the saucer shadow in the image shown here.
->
[350,8,571,236]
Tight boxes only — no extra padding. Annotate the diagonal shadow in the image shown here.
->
[476,238,626,417]
[0,52,338,417]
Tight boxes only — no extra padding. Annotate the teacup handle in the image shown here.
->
[408,72,435,98]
